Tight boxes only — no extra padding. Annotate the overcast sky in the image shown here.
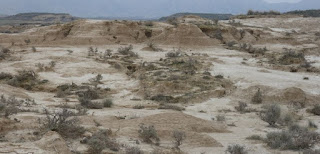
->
[264,0,301,3]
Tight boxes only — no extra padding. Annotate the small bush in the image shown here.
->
[246,135,263,140]
[145,21,154,27]
[118,45,138,57]
[147,42,163,52]
[279,50,306,65]
[87,130,119,154]
[251,88,262,104]
[32,46,37,52]
[125,146,144,154]
[217,115,226,122]
[303,149,320,154]
[79,98,103,109]
[165,51,183,58]
[78,88,100,100]
[308,120,318,129]
[172,130,186,148]
[40,108,85,139]
[235,102,248,113]
[103,99,113,108]
[138,124,160,145]
[133,105,145,109]
[158,104,185,111]
[0,72,13,80]
[7,70,43,90]
[260,104,281,127]
[309,105,320,116]
[226,144,248,154]
[0,95,20,118]
[265,124,320,150]
[0,47,10,60]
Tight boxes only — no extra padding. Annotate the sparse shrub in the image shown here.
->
[125,146,144,154]
[88,47,95,56]
[246,135,263,140]
[235,102,248,113]
[40,108,85,139]
[165,51,183,58]
[32,46,37,52]
[226,144,248,154]
[172,130,186,148]
[158,104,185,111]
[279,50,306,65]
[147,42,163,52]
[217,115,226,122]
[133,105,145,109]
[145,21,154,27]
[265,124,320,150]
[260,104,281,127]
[0,72,13,80]
[103,98,113,108]
[303,149,320,154]
[78,98,103,109]
[24,39,31,44]
[138,124,160,145]
[0,95,20,118]
[226,41,237,48]
[278,113,294,126]
[78,88,100,100]
[87,130,119,154]
[309,105,320,116]
[308,120,318,129]
[118,45,138,57]
[7,70,43,90]
[0,47,10,60]
[251,88,262,104]
[75,105,88,116]
[90,74,103,84]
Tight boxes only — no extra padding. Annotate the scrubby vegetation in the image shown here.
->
[40,108,85,139]
[308,105,320,116]
[260,104,281,127]
[0,46,10,60]
[226,144,248,154]
[172,130,186,149]
[251,88,262,104]
[118,45,138,57]
[138,124,160,145]
[265,124,320,150]
[0,70,47,90]
[0,95,20,118]
[86,129,119,153]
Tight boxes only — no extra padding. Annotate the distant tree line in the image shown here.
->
[285,9,320,17]
[247,10,281,16]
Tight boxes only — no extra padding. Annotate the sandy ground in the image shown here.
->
[0,17,320,154]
